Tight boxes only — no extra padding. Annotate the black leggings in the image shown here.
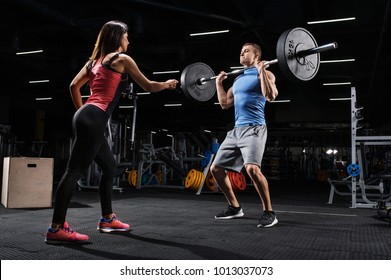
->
[52,104,116,224]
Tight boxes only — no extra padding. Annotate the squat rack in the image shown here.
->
[328,87,391,208]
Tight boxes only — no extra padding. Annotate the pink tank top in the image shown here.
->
[86,54,128,115]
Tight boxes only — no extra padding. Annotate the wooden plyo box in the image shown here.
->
[1,157,54,208]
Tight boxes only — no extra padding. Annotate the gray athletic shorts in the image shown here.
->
[212,125,267,173]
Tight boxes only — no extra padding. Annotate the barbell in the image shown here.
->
[180,27,338,102]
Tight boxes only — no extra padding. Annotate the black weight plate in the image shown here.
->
[276,27,320,82]
[180,62,216,102]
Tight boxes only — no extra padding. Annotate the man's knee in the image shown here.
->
[245,164,261,177]
[210,164,222,175]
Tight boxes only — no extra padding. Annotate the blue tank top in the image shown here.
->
[232,67,266,127]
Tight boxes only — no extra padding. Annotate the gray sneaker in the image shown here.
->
[257,211,278,227]
[215,205,244,219]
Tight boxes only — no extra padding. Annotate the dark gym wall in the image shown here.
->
[0,96,10,124]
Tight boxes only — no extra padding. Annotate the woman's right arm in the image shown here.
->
[69,63,90,109]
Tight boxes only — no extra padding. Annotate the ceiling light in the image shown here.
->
[329,98,351,101]
[323,82,351,86]
[35,97,52,101]
[81,95,90,98]
[29,80,49,84]
[137,92,151,95]
[164,103,182,107]
[270,100,291,103]
[307,17,356,25]
[190,30,229,36]
[326,149,338,155]
[204,130,211,133]
[119,105,134,109]
[153,70,180,75]
[320,59,355,63]
[16,50,43,55]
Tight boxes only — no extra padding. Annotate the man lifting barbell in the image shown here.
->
[179,27,337,227]
[210,43,279,227]
[180,27,338,101]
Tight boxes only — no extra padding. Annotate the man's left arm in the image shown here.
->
[259,69,278,101]
[256,61,278,101]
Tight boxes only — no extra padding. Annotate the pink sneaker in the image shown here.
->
[97,214,131,233]
[45,222,89,244]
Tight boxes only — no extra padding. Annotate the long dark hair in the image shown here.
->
[88,20,128,64]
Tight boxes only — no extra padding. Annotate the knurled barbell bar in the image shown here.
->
[180,27,338,102]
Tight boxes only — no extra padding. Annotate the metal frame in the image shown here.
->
[328,87,391,208]
[196,153,218,195]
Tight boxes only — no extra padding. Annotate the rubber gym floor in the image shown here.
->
[0,181,390,260]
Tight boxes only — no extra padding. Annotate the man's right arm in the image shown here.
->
[216,72,234,109]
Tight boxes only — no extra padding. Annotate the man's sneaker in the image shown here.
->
[45,222,89,244]
[97,214,131,233]
[215,205,244,219]
[257,211,278,228]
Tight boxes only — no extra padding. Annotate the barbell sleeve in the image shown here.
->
[296,42,338,57]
